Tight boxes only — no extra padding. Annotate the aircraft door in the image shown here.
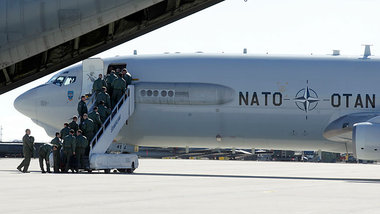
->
[82,58,104,96]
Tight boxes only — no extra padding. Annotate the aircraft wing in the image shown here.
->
[323,112,380,142]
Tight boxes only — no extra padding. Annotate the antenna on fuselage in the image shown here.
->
[362,44,372,59]
[332,50,340,56]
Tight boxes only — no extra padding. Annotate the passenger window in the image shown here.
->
[63,76,76,86]
[53,76,66,86]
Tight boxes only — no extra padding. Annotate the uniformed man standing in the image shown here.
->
[77,96,88,123]
[38,143,52,173]
[51,132,62,173]
[69,116,79,135]
[62,130,76,173]
[80,113,95,143]
[106,70,118,99]
[115,68,121,75]
[88,106,102,134]
[60,123,70,139]
[92,74,106,95]
[111,73,126,108]
[17,129,34,173]
[96,87,111,108]
[75,130,88,172]
[122,68,132,87]
[97,101,111,123]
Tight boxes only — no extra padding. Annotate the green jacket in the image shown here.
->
[80,118,95,135]
[22,134,34,156]
[77,100,88,117]
[123,73,132,85]
[60,127,70,139]
[69,121,79,134]
[50,137,62,150]
[112,77,126,91]
[96,91,111,108]
[88,111,102,129]
[92,77,106,93]
[75,134,88,150]
[97,105,111,122]
[39,144,52,159]
[106,73,117,85]
[62,135,76,152]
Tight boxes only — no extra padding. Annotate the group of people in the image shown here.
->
[17,67,132,173]
[93,67,132,109]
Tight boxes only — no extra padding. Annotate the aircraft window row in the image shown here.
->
[140,89,175,97]
[63,76,76,86]
[52,76,76,86]
[53,76,66,86]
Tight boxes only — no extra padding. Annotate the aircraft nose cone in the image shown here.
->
[14,90,36,118]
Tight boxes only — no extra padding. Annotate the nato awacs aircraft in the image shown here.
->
[13,47,380,161]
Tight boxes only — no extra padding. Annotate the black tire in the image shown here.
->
[127,162,135,174]
[117,169,127,173]
[104,169,111,174]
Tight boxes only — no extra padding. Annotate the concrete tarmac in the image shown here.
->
[1,158,380,214]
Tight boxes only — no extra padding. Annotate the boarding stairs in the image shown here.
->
[86,85,137,170]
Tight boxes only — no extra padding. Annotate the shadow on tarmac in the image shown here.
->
[3,170,380,183]
[134,172,380,184]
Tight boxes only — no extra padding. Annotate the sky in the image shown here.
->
[1,0,380,142]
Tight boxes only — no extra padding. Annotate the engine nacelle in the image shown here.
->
[353,122,380,160]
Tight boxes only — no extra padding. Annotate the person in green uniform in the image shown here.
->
[69,116,79,135]
[106,70,117,99]
[115,68,121,75]
[38,143,52,173]
[92,74,106,95]
[62,130,76,173]
[77,96,88,123]
[80,114,95,143]
[60,123,70,140]
[122,68,132,87]
[17,129,34,173]
[75,130,88,172]
[111,73,126,108]
[88,106,102,134]
[96,87,111,108]
[97,101,111,123]
[51,132,62,173]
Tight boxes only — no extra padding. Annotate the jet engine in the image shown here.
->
[353,122,380,160]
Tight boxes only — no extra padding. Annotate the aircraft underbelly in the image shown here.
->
[117,104,348,153]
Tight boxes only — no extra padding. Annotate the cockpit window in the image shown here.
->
[63,76,76,86]
[53,76,66,86]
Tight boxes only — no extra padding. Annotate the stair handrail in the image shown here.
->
[89,86,132,153]
[86,93,98,112]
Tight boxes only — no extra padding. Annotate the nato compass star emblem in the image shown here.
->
[294,86,319,113]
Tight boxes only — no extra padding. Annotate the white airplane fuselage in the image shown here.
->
[14,54,380,153]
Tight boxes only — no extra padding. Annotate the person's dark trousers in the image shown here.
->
[63,151,73,172]
[75,149,85,171]
[17,155,31,173]
[53,149,60,172]
[39,154,51,173]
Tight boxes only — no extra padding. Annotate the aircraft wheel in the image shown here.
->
[117,169,127,173]
[104,169,111,174]
[127,162,135,174]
